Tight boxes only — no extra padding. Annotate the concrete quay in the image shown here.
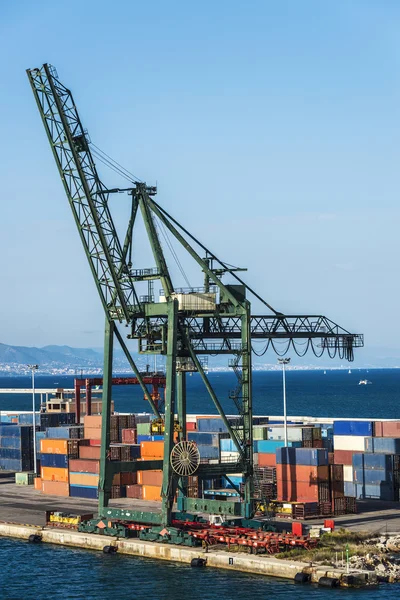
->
[0,521,373,586]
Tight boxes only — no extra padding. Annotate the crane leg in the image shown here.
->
[98,318,114,514]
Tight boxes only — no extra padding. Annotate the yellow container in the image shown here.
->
[69,472,99,487]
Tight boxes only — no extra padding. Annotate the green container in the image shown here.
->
[253,426,268,440]
[15,472,35,486]
[137,422,151,435]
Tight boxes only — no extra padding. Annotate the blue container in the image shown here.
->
[0,437,22,449]
[137,435,164,443]
[197,445,219,460]
[333,421,373,436]
[188,432,219,447]
[353,453,395,470]
[197,418,228,433]
[276,447,328,466]
[321,427,334,439]
[40,453,69,468]
[370,438,400,454]
[18,413,40,425]
[344,481,356,497]
[363,469,393,485]
[254,440,302,453]
[46,426,83,439]
[69,485,98,499]
[360,483,395,501]
[221,438,236,453]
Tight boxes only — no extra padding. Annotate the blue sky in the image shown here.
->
[0,0,399,363]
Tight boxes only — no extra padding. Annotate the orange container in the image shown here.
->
[69,472,99,486]
[40,439,70,455]
[34,477,42,490]
[41,467,69,483]
[140,441,164,459]
[257,453,276,467]
[142,484,162,501]
[334,450,361,466]
[276,464,329,482]
[186,422,197,431]
[137,470,163,486]
[41,480,70,497]
[84,415,102,429]
[83,427,102,440]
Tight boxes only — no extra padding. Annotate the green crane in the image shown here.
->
[27,63,363,526]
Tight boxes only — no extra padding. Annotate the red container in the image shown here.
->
[257,453,276,467]
[120,472,137,485]
[122,428,137,444]
[126,484,143,499]
[382,422,400,437]
[90,439,101,446]
[79,445,101,460]
[374,421,383,437]
[292,522,303,536]
[333,450,361,465]
[312,439,324,448]
[69,458,100,473]
[186,422,197,431]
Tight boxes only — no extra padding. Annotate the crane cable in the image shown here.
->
[156,218,192,289]
[91,142,142,183]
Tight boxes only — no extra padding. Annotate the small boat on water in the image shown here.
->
[359,379,372,385]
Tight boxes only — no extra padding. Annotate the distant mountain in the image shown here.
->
[0,343,104,368]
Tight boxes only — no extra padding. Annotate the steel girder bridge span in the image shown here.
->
[27,63,363,527]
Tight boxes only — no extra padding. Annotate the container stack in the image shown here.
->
[276,447,330,503]
[40,438,79,496]
[0,425,34,471]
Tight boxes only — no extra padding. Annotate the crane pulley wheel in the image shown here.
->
[170,441,200,476]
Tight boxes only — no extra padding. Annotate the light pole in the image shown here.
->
[27,364,39,474]
[278,358,291,446]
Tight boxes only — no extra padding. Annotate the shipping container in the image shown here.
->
[40,413,75,429]
[126,484,143,499]
[121,428,137,444]
[40,466,69,483]
[267,426,303,442]
[198,445,220,460]
[367,438,400,454]
[142,484,162,501]
[333,435,368,452]
[69,484,98,499]
[137,470,163,486]
[257,453,277,467]
[196,417,228,433]
[353,453,394,471]
[69,458,100,473]
[344,481,356,497]
[343,465,353,482]
[140,441,164,459]
[40,453,69,469]
[334,450,361,465]
[188,432,221,446]
[276,464,329,482]
[41,480,70,496]
[354,468,393,486]
[46,426,84,439]
[333,421,373,436]
[79,445,101,460]
[276,447,328,466]
[254,440,302,453]
[40,439,78,456]
[374,421,400,437]
[69,472,99,487]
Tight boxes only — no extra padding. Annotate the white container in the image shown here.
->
[343,465,354,482]
[267,426,303,442]
[333,435,367,451]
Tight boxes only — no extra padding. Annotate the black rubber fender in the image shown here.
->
[28,534,42,544]
[318,576,339,588]
[294,572,311,584]
[103,545,117,554]
[191,558,207,567]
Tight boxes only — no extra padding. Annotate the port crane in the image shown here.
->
[27,63,363,526]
